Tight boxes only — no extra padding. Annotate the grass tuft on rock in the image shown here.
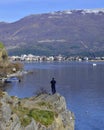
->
[12,106,31,127]
[29,109,54,126]
[20,116,31,127]
[11,105,54,127]
[38,101,53,109]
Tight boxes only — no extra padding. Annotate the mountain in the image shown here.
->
[0,9,104,56]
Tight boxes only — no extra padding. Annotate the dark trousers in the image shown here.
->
[51,86,56,94]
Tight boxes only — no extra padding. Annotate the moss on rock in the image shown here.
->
[29,109,54,126]
[11,104,54,127]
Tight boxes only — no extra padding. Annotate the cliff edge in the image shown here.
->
[0,90,74,130]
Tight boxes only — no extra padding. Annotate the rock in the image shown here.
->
[0,91,75,130]
[25,119,38,130]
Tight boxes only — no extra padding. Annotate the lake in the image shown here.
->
[4,61,104,130]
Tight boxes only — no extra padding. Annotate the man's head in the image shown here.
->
[52,77,54,80]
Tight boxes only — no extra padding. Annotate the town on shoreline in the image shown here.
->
[9,54,104,62]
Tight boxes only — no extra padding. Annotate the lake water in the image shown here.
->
[4,61,104,130]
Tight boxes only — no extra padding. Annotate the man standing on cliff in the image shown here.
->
[50,77,56,94]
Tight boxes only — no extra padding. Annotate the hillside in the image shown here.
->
[0,9,104,56]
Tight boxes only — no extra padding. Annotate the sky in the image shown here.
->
[0,0,104,22]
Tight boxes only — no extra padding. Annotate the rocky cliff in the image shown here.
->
[0,90,74,130]
[0,42,23,78]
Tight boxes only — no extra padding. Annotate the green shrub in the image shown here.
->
[12,105,54,127]
[29,109,54,126]
[35,88,48,96]
[0,42,4,49]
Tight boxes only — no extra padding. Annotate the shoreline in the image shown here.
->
[0,70,28,83]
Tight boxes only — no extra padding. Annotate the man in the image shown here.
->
[50,78,56,94]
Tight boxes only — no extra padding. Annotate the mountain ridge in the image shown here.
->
[0,9,104,56]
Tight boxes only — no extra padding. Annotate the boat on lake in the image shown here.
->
[4,77,19,83]
[93,63,97,66]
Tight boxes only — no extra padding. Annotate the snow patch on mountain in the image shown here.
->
[82,9,104,14]
[50,9,104,15]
